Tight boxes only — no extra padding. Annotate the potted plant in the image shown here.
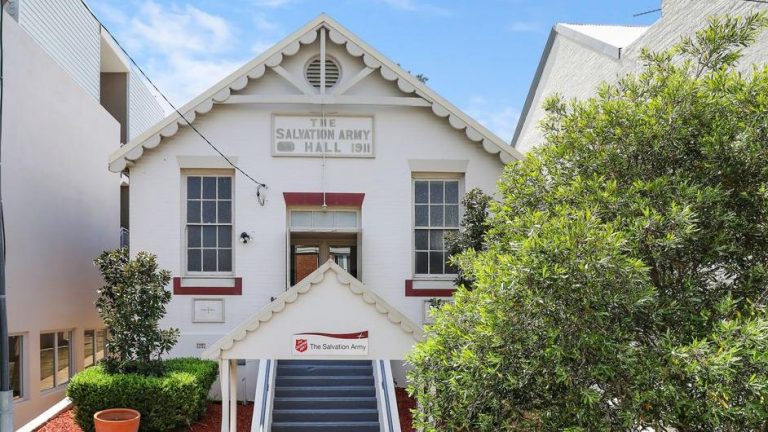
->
[94,408,141,432]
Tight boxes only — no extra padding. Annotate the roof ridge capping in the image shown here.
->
[108,13,522,172]
[555,22,649,57]
[201,259,424,360]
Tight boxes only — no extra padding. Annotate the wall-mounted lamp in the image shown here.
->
[239,232,251,244]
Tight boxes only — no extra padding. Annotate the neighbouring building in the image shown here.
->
[511,0,768,153]
[109,14,521,431]
[2,0,163,428]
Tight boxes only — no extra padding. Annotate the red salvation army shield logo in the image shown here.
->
[295,338,308,353]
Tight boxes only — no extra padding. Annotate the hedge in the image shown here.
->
[67,358,218,432]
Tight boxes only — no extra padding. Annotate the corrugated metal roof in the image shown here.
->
[559,24,649,48]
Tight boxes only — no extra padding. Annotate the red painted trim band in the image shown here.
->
[173,277,242,295]
[295,331,369,339]
[404,279,456,297]
[283,192,365,207]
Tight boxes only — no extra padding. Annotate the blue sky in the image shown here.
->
[89,0,661,141]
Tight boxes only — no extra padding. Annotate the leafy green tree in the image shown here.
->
[94,248,179,375]
[408,13,768,431]
[445,188,493,289]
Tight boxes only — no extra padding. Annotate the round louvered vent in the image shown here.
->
[305,56,341,88]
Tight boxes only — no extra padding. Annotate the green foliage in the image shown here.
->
[94,248,179,375]
[68,358,218,432]
[445,188,493,289]
[409,13,768,431]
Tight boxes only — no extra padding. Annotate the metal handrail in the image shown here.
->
[259,359,272,432]
[379,360,396,432]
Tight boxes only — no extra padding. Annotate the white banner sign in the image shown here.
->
[273,115,374,157]
[292,331,369,356]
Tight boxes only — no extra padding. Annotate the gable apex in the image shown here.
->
[108,14,522,172]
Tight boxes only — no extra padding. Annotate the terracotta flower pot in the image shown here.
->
[94,408,141,432]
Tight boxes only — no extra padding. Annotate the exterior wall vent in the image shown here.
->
[305,56,341,88]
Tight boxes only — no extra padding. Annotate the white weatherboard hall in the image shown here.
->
[111,14,520,431]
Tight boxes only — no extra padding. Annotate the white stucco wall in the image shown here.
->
[514,0,768,153]
[127,41,504,364]
[2,11,120,428]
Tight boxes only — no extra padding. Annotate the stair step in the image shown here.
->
[271,421,380,432]
[275,375,374,387]
[272,408,379,422]
[277,364,373,376]
[278,360,371,366]
[274,386,376,398]
[273,396,378,410]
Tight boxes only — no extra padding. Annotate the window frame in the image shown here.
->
[181,170,236,276]
[39,330,73,391]
[84,329,107,368]
[411,174,464,279]
[9,334,24,401]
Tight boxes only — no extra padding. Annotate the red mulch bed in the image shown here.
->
[396,387,417,432]
[36,403,254,432]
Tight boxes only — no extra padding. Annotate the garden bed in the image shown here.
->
[36,403,254,432]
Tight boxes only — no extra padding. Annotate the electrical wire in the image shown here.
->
[78,0,268,192]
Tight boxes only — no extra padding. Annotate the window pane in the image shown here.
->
[415,230,429,250]
[203,249,217,272]
[57,332,70,385]
[291,211,312,228]
[335,212,357,228]
[218,226,232,248]
[188,249,202,272]
[429,252,444,274]
[430,181,444,204]
[218,201,232,224]
[430,205,444,227]
[415,205,428,227]
[95,330,106,363]
[445,181,459,204]
[84,330,94,367]
[188,226,202,248]
[445,205,459,227]
[415,252,429,274]
[218,177,232,199]
[415,181,429,203]
[187,177,201,199]
[313,211,333,228]
[218,249,232,272]
[203,226,217,247]
[40,333,55,390]
[429,229,444,251]
[9,336,21,399]
[187,201,201,223]
[202,177,217,199]
[202,201,217,223]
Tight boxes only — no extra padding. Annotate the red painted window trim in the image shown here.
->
[283,192,365,207]
[404,279,456,297]
[173,277,242,295]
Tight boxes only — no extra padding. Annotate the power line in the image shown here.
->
[78,0,267,191]
[633,8,661,17]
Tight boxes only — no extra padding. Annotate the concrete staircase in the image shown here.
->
[271,360,380,432]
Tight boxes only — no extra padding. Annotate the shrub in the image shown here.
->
[94,248,179,375]
[68,358,218,432]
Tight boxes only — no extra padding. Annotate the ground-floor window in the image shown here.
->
[40,331,72,390]
[9,335,22,399]
[84,329,107,367]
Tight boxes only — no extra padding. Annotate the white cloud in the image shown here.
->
[130,2,233,54]
[252,0,295,7]
[508,20,543,33]
[379,0,451,15]
[464,97,520,143]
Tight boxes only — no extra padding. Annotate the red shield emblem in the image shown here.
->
[295,338,308,353]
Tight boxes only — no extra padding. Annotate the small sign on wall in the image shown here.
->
[292,331,369,356]
[273,114,374,158]
[192,299,225,323]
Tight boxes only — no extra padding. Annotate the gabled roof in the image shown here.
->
[202,260,423,360]
[558,24,649,55]
[108,14,522,172]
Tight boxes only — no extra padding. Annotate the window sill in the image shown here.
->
[173,277,242,295]
[405,279,456,297]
